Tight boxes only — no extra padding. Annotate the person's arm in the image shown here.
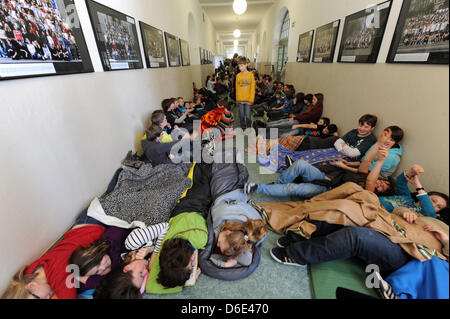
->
[249,74,256,105]
[174,113,187,124]
[329,160,359,173]
[424,225,449,258]
[293,123,318,130]
[405,168,436,218]
[365,147,389,192]
[125,223,170,253]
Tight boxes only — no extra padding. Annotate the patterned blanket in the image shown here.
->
[258,146,350,173]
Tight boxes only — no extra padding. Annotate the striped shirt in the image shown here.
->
[125,223,170,254]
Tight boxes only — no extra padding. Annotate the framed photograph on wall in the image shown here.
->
[0,0,93,81]
[338,1,393,63]
[85,0,143,71]
[387,0,449,64]
[139,21,167,68]
[312,20,341,63]
[164,32,181,67]
[296,30,315,62]
[179,39,190,66]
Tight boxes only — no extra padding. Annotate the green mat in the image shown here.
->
[310,258,379,299]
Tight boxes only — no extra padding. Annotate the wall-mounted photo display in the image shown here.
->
[179,39,190,66]
[296,30,315,63]
[139,21,166,68]
[312,20,341,63]
[164,32,181,67]
[0,0,93,80]
[338,1,392,63]
[85,0,143,71]
[387,0,449,64]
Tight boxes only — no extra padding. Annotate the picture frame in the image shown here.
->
[296,30,315,63]
[179,39,190,66]
[164,32,181,67]
[338,1,392,63]
[387,0,449,64]
[139,21,167,68]
[0,0,93,81]
[312,19,341,63]
[85,0,143,71]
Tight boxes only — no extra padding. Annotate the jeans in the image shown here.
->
[256,160,328,198]
[286,221,411,273]
[266,118,299,128]
[238,102,252,128]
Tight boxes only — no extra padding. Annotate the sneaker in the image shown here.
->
[276,236,291,248]
[285,155,293,168]
[244,183,258,195]
[270,248,305,267]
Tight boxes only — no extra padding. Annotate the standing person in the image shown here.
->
[236,57,256,130]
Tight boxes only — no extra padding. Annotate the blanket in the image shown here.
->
[87,163,193,228]
[257,146,350,173]
[251,182,447,262]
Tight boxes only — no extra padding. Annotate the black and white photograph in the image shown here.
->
[179,38,190,66]
[312,20,340,63]
[387,0,449,64]
[338,1,392,63]
[85,0,143,71]
[0,0,93,80]
[296,30,314,63]
[164,31,180,67]
[139,21,166,68]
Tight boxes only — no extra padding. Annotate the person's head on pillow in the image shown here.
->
[93,263,142,299]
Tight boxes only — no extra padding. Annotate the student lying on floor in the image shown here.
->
[252,182,449,275]
[210,189,267,268]
[1,223,105,299]
[378,164,449,220]
[245,129,398,199]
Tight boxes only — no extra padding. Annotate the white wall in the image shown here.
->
[0,0,217,293]
[255,0,449,194]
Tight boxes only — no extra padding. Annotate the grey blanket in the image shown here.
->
[99,163,192,226]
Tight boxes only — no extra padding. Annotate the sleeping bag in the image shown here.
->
[198,189,266,280]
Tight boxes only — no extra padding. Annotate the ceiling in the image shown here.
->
[199,0,275,33]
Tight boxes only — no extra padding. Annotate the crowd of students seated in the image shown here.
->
[1,55,448,300]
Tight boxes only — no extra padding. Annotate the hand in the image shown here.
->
[409,165,424,177]
[424,225,449,242]
[225,258,238,268]
[330,160,345,168]
[136,247,153,260]
[174,125,179,129]
[402,210,418,224]
[289,114,295,119]
[291,125,298,130]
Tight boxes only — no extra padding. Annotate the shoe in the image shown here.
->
[276,236,291,248]
[285,155,293,168]
[256,120,267,128]
[244,182,258,195]
[263,112,269,122]
[270,248,305,267]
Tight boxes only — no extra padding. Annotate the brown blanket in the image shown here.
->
[252,182,446,262]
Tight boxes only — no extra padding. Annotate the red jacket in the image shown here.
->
[294,104,323,124]
[25,225,105,299]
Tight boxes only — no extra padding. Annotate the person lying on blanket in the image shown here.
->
[69,221,169,296]
[210,189,267,268]
[1,223,105,299]
[245,130,398,199]
[252,182,449,275]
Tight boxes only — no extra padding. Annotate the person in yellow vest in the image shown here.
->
[236,56,256,130]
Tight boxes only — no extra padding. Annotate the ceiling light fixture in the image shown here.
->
[233,29,241,38]
[233,0,247,15]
